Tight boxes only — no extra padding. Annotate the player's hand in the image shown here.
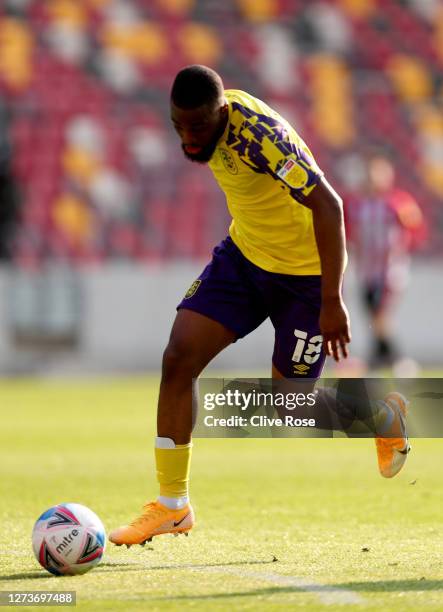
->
[319,297,351,361]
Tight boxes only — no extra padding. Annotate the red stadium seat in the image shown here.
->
[3,0,442,259]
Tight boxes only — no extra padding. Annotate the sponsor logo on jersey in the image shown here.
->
[277,158,309,189]
[184,279,201,299]
[219,147,238,174]
[293,363,310,375]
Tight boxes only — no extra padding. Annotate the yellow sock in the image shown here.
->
[155,441,192,499]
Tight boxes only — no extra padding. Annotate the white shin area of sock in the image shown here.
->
[158,495,189,510]
[155,436,176,449]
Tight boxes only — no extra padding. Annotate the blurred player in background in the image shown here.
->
[346,155,427,371]
[109,67,408,548]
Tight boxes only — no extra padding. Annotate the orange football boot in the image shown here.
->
[109,501,194,547]
[375,392,410,478]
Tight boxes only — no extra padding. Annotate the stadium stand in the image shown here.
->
[0,0,441,264]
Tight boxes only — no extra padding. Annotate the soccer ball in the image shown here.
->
[32,503,106,576]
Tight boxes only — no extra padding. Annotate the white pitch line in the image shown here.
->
[196,567,365,606]
[2,551,364,605]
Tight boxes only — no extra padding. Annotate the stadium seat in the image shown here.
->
[177,22,222,65]
[386,54,433,103]
[0,17,34,91]
[4,0,442,260]
[155,0,196,18]
[45,0,88,28]
[100,21,168,65]
[308,55,355,147]
[52,192,93,249]
[337,0,375,20]
[236,0,279,23]
[62,147,102,188]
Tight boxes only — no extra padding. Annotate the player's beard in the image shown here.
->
[181,140,218,164]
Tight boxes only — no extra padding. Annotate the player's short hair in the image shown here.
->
[171,65,224,110]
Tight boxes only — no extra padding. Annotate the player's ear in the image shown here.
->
[220,103,228,117]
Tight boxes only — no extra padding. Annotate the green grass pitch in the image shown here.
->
[0,376,442,611]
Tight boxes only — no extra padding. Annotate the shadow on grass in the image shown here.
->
[99,559,278,572]
[127,580,443,603]
[150,578,443,601]
[0,572,52,580]
[0,558,276,581]
[3,566,441,602]
[0,564,140,580]
[334,580,442,592]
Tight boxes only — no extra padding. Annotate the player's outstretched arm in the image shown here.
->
[302,177,351,361]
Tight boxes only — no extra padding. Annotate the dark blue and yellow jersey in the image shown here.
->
[208,89,323,275]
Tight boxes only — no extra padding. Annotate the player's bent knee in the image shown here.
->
[161,340,204,381]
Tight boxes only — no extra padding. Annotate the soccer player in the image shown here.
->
[346,154,427,370]
[109,66,408,547]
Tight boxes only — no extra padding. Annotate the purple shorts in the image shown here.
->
[177,236,325,378]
